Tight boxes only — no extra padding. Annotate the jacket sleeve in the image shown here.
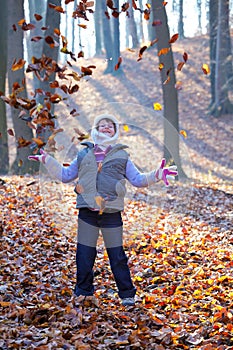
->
[44,155,79,183]
[125,159,157,187]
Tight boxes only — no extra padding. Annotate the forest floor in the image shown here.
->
[1,35,233,349]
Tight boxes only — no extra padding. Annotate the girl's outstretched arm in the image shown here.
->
[126,158,178,187]
[28,149,79,183]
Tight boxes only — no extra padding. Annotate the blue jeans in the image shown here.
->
[74,208,136,299]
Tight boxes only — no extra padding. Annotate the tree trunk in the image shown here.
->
[0,0,9,174]
[27,0,46,61]
[211,0,233,116]
[101,0,114,73]
[112,0,122,75]
[209,0,218,107]
[138,0,145,43]
[196,0,202,34]
[7,0,37,174]
[151,0,186,179]
[72,0,78,53]
[127,1,139,49]
[178,0,185,39]
[94,0,103,56]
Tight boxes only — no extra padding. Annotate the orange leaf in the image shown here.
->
[11,59,26,71]
[32,137,46,148]
[150,38,158,46]
[54,28,61,36]
[48,4,65,13]
[180,130,187,138]
[163,76,171,85]
[158,47,170,56]
[78,24,87,29]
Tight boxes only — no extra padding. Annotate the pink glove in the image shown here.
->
[28,149,48,164]
[155,158,178,186]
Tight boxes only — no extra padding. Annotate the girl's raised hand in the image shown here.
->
[28,149,48,164]
[155,158,178,186]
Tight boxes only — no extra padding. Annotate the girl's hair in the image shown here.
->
[97,118,117,133]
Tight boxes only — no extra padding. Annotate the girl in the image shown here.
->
[29,114,177,306]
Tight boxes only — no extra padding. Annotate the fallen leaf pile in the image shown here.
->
[0,175,232,349]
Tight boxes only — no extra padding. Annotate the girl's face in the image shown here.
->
[98,119,115,137]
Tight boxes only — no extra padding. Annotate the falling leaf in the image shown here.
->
[78,23,87,29]
[158,63,164,71]
[150,38,158,46]
[153,102,162,110]
[11,59,26,71]
[123,124,129,132]
[49,81,59,89]
[106,0,116,10]
[152,19,162,26]
[32,137,46,148]
[54,28,61,36]
[97,162,103,172]
[137,45,148,61]
[158,47,170,56]
[175,81,183,90]
[73,127,89,141]
[95,196,105,214]
[126,48,135,53]
[112,10,120,18]
[177,62,185,71]
[17,137,32,148]
[202,63,210,75]
[45,35,59,48]
[144,9,150,21]
[78,51,84,58]
[48,3,65,13]
[163,76,171,84]
[169,33,179,44]
[183,52,188,62]
[115,56,122,71]
[81,66,96,76]
[70,109,79,117]
[180,129,187,138]
[34,14,43,21]
[7,129,15,136]
[122,3,130,12]
[18,159,23,167]
[31,36,43,42]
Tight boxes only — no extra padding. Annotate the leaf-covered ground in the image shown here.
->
[0,175,232,349]
[2,35,233,349]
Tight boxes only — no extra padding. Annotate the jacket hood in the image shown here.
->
[91,114,120,146]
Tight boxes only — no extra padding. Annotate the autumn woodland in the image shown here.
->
[0,1,233,349]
